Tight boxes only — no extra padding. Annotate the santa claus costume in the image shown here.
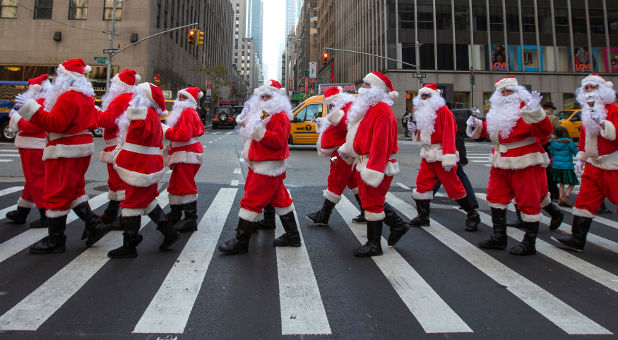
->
[107,83,179,258]
[409,83,480,231]
[96,68,140,228]
[553,74,618,251]
[18,58,109,254]
[467,76,553,255]
[6,74,50,228]
[162,86,205,233]
[218,80,300,255]
[338,72,409,257]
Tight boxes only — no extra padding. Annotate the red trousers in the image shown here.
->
[19,148,45,209]
[43,156,90,217]
[574,164,618,217]
[358,173,393,221]
[414,159,466,199]
[121,183,159,216]
[325,154,358,203]
[486,165,547,222]
[106,163,126,201]
[168,163,200,205]
[239,168,293,222]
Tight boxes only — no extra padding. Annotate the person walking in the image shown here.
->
[549,126,579,207]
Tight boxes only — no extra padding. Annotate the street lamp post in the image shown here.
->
[104,0,126,90]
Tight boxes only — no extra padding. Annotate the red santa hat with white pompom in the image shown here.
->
[57,58,92,78]
[581,73,614,89]
[135,82,167,115]
[418,83,441,96]
[254,79,286,96]
[27,74,50,91]
[177,86,204,106]
[363,71,399,99]
[112,69,141,89]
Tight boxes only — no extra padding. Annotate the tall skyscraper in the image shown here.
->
[248,0,263,63]
[285,0,296,35]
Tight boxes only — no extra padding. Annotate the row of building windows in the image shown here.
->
[0,0,122,20]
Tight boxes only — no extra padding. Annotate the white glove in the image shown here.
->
[525,91,542,110]
[575,160,585,175]
[9,109,17,118]
[590,110,603,125]
[443,165,454,172]
[407,121,416,133]
[14,94,27,109]
[314,117,324,132]
[466,116,481,127]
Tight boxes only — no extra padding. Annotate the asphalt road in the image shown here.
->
[0,127,616,339]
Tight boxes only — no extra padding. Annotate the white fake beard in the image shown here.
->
[44,72,95,111]
[413,94,445,135]
[238,94,263,139]
[19,86,43,102]
[166,99,196,128]
[577,85,614,135]
[102,81,132,110]
[347,86,392,126]
[486,92,522,139]
[260,92,293,120]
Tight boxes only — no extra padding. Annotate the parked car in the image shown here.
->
[0,80,28,142]
[557,109,582,139]
[213,106,235,129]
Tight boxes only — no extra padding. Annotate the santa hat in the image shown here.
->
[27,74,50,91]
[495,76,518,91]
[363,72,398,99]
[254,79,286,95]
[177,86,204,105]
[581,73,614,88]
[57,58,92,78]
[136,82,167,114]
[112,69,141,88]
[324,86,345,105]
[418,83,441,96]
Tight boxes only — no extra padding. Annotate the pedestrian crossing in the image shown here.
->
[0,147,17,163]
[0,183,616,337]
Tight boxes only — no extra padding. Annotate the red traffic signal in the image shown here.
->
[322,52,329,64]
[188,29,197,44]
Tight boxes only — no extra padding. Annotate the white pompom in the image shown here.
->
[135,74,141,82]
[607,81,614,88]
[84,65,92,73]
[389,91,399,99]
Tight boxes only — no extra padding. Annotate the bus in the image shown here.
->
[0,80,28,142]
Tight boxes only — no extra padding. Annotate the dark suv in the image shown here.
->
[213,106,235,129]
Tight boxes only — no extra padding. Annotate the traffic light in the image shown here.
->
[197,30,204,46]
[188,29,196,45]
[322,52,329,65]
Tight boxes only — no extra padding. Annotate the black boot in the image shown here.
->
[551,215,592,252]
[99,200,120,225]
[174,201,198,232]
[29,208,48,229]
[255,204,276,230]
[510,221,538,256]
[409,199,430,227]
[6,206,30,224]
[306,199,336,226]
[149,205,179,251]
[506,206,525,229]
[384,203,409,246]
[167,204,183,227]
[274,212,302,247]
[457,197,480,232]
[29,215,67,254]
[478,208,508,249]
[107,216,143,258]
[543,203,564,231]
[354,220,383,257]
[218,218,255,255]
[352,194,367,223]
[73,202,109,247]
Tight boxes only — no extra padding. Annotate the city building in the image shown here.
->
[294,0,319,94]
[0,0,237,102]
[248,0,263,65]
[231,0,259,91]
[285,0,297,35]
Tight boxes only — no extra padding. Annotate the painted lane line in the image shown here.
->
[238,158,245,163]
[225,131,234,135]
[0,205,17,220]
[165,170,172,174]
[233,168,241,174]
[558,206,618,231]
[386,193,611,335]
[0,154,20,157]
[336,196,471,333]
[230,180,239,186]
[275,199,331,335]
[0,193,109,265]
[0,191,169,331]
[0,149,19,152]
[397,183,411,190]
[133,189,237,334]
[0,186,24,197]
[471,160,488,163]
[0,160,13,163]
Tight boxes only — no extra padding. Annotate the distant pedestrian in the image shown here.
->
[401,110,412,138]
[548,126,579,207]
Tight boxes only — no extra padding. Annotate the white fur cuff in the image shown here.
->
[239,207,260,222]
[600,120,616,141]
[441,154,458,168]
[70,195,89,208]
[364,210,385,221]
[521,212,542,222]
[540,194,551,208]
[162,124,170,137]
[327,109,345,126]
[108,190,126,201]
[18,99,42,121]
[323,189,342,204]
[169,193,198,205]
[576,151,588,162]
[17,197,36,208]
[46,209,70,218]
[521,107,546,124]
[9,112,22,131]
[467,123,483,139]
[251,123,267,141]
[412,189,433,200]
[360,167,384,188]
[127,107,148,121]
[275,203,294,216]
[572,207,595,218]
[488,202,508,209]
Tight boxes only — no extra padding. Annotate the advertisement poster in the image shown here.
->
[517,45,543,72]
[603,47,618,73]
[569,47,598,73]
[490,44,508,71]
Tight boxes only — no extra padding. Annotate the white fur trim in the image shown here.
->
[384,161,400,176]
[108,190,125,201]
[360,167,384,188]
[18,99,42,121]
[162,124,170,136]
[418,87,441,96]
[169,193,198,205]
[521,212,542,222]
[70,194,89,208]
[251,122,267,141]
[495,77,518,90]
[274,203,294,216]
[99,149,116,163]
[488,202,508,209]
[326,109,345,126]
[363,73,388,93]
[576,151,588,162]
[42,143,94,160]
[572,207,595,218]
[521,107,546,124]
[127,107,148,121]
[111,73,137,91]
[420,147,460,164]
[57,64,88,78]
[165,151,203,167]
[467,123,483,139]
[316,140,337,157]
[489,151,550,170]
[114,164,165,187]
[350,187,358,194]
[177,90,198,105]
[540,194,552,208]
[122,199,159,217]
[9,112,21,131]
[250,160,287,177]
[46,209,70,218]
[323,189,341,204]
[17,197,35,208]
[441,154,458,168]
[239,207,260,222]
[600,120,616,141]
[412,189,434,200]
[14,136,46,150]
[364,210,385,221]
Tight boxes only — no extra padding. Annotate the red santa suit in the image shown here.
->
[114,83,166,216]
[468,78,553,222]
[18,62,98,218]
[162,87,205,205]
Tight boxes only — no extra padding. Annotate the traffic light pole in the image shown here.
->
[323,47,416,69]
[105,0,126,90]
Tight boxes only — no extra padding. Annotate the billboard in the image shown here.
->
[317,83,357,94]
[570,46,598,73]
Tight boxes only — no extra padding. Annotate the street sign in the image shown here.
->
[309,62,317,78]
[93,56,107,64]
[102,48,118,54]
[305,70,309,77]
[470,75,476,86]
[412,73,427,78]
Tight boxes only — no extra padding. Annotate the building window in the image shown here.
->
[68,0,87,20]
[489,4,503,32]
[1,0,18,19]
[34,0,53,19]
[103,0,122,21]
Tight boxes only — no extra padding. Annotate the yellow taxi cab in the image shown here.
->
[557,109,582,139]
[289,95,326,145]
